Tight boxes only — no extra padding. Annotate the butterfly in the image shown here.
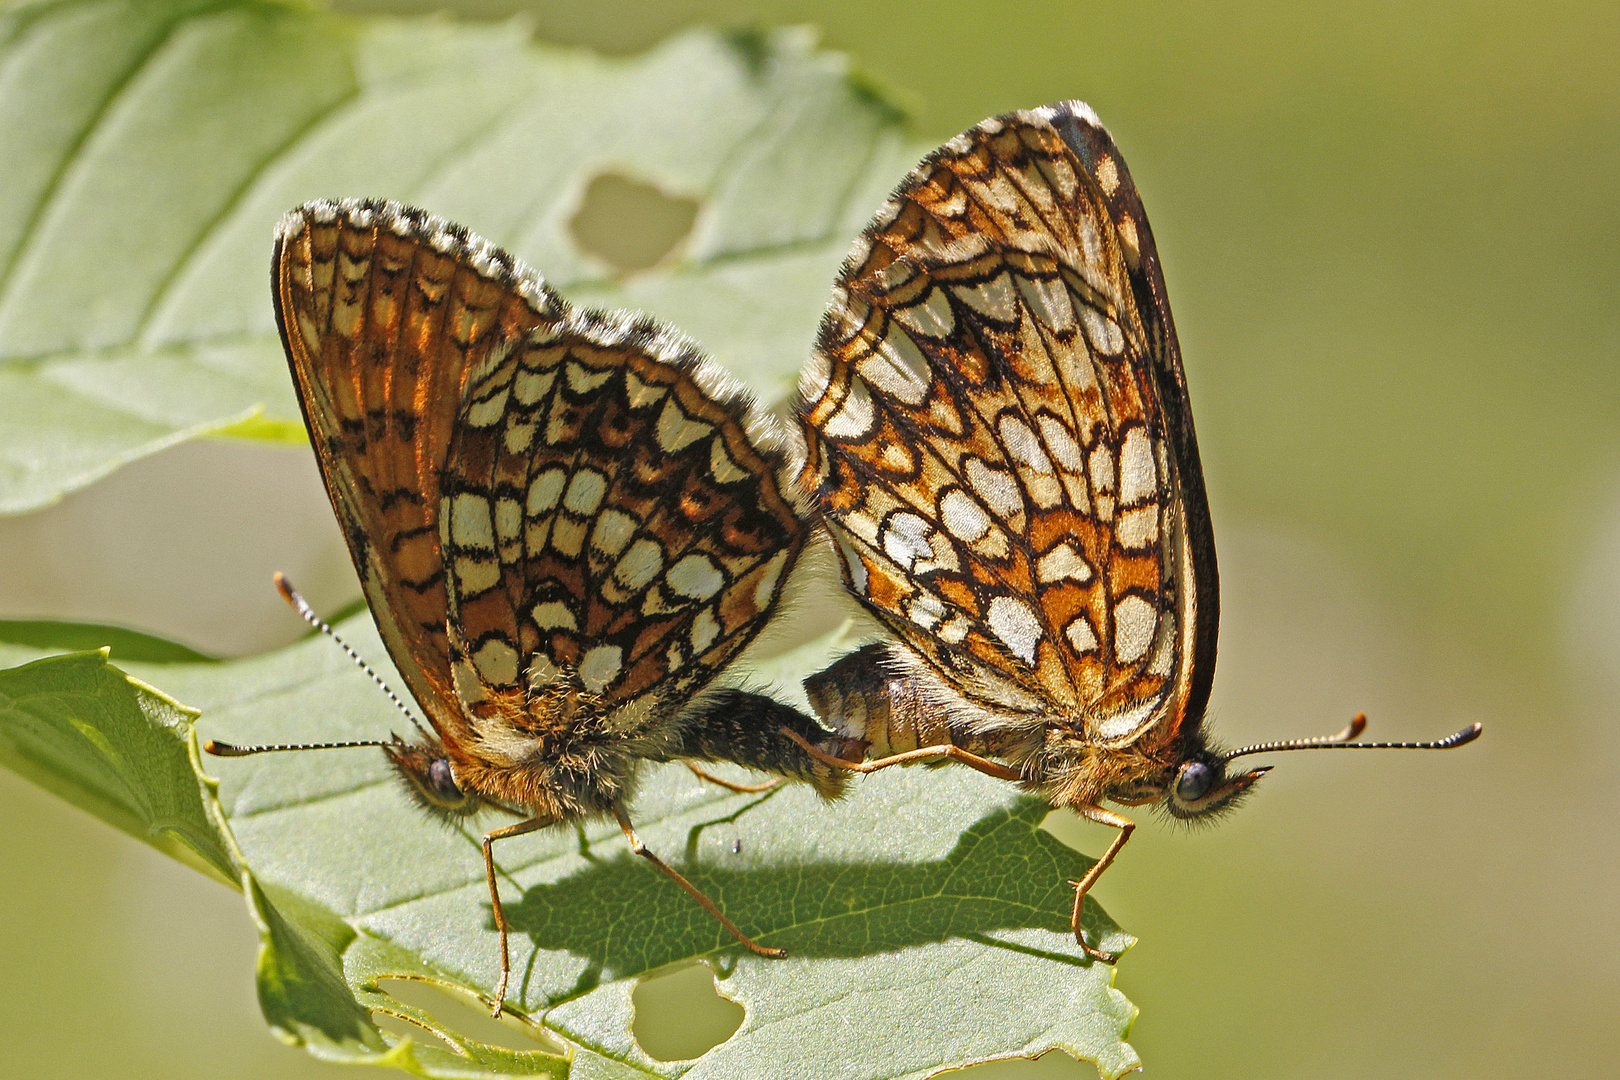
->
[789,101,1480,960]
[205,197,848,1015]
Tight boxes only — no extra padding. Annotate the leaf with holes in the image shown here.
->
[0,619,1141,1078]
[0,0,920,513]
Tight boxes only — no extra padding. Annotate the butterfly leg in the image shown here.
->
[685,762,783,794]
[780,727,1022,782]
[1066,803,1135,963]
[610,802,787,958]
[482,815,556,1018]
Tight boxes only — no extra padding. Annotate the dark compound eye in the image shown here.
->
[427,758,462,801]
[1175,761,1215,803]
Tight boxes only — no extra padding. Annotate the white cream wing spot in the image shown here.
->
[1118,426,1157,506]
[667,554,725,600]
[511,367,557,405]
[577,645,623,693]
[588,508,637,558]
[565,360,612,394]
[656,399,712,453]
[613,538,665,594]
[907,590,947,631]
[454,555,501,596]
[548,517,586,558]
[1038,415,1086,472]
[857,322,932,406]
[998,416,1054,474]
[987,595,1042,665]
[527,468,567,516]
[1088,445,1116,493]
[892,284,956,339]
[881,512,938,573]
[939,488,991,543]
[1080,306,1125,355]
[494,497,522,546]
[1037,540,1093,583]
[1112,595,1158,665]
[449,493,494,552]
[708,439,748,484]
[689,608,720,655]
[820,376,876,440]
[1115,504,1159,551]
[472,638,520,687]
[503,420,536,455]
[1064,615,1099,654]
[622,369,666,409]
[464,385,510,428]
[563,469,607,516]
[964,457,1022,518]
[1013,267,1076,332]
[530,601,577,630]
[952,273,1017,321]
[1095,154,1121,195]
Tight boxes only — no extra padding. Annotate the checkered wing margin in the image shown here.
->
[438,312,806,715]
[276,199,559,735]
[798,102,1218,746]
[277,198,804,741]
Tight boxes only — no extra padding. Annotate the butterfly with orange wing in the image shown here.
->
[206,198,846,1014]
[790,102,1479,960]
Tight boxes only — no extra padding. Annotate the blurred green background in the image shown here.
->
[2,0,1617,1077]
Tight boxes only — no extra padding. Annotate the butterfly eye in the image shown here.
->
[427,758,463,802]
[1174,761,1215,803]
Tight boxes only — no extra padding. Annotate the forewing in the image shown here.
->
[275,199,559,735]
[438,312,806,720]
[799,101,1216,744]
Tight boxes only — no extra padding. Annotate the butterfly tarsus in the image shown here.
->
[610,802,787,960]
[482,815,555,1018]
[685,762,784,794]
[779,727,1022,782]
[1066,803,1135,964]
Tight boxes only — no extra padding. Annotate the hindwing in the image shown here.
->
[276,198,805,753]
[439,311,806,718]
[798,101,1217,746]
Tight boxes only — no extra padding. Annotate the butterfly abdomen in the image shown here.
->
[804,643,1029,762]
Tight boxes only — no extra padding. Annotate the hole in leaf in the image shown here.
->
[936,1049,1090,1078]
[377,978,563,1054]
[631,962,744,1061]
[569,173,699,272]
[370,1008,458,1056]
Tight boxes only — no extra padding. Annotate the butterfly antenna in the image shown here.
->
[205,736,399,756]
[1220,717,1481,764]
[272,572,434,743]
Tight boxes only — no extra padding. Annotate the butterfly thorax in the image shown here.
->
[429,677,681,823]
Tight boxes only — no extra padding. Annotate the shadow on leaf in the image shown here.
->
[501,796,1129,999]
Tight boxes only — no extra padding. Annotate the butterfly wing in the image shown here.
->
[275,199,560,736]
[799,101,1217,747]
[438,311,807,724]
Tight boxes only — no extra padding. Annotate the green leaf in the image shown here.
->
[0,618,219,663]
[0,0,921,512]
[0,617,1141,1078]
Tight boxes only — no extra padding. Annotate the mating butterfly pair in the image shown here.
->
[207,101,1478,1016]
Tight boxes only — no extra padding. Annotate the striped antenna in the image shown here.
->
[272,572,434,743]
[205,737,397,757]
[1220,716,1481,764]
